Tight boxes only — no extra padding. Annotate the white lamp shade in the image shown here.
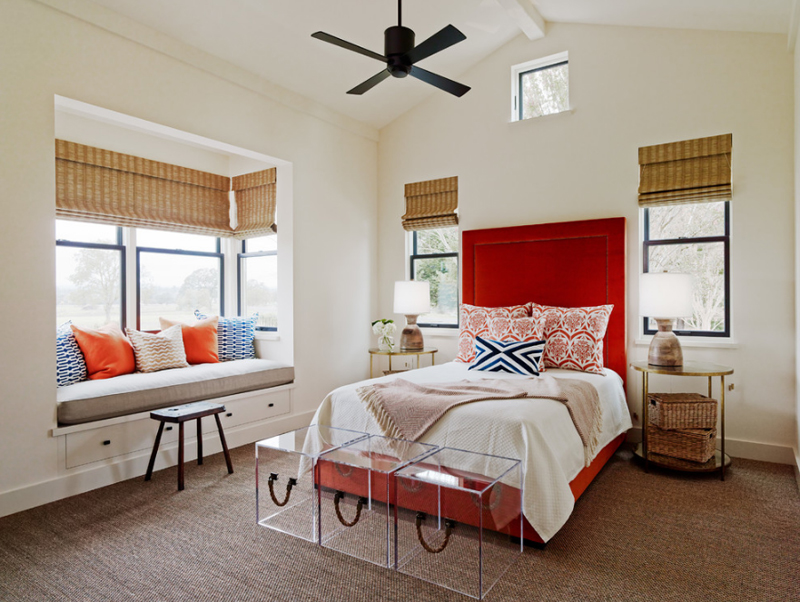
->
[394,281,431,315]
[639,272,694,318]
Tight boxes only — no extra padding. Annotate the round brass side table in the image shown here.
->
[369,347,437,378]
[631,360,734,481]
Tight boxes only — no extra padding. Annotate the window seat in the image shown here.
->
[57,359,295,426]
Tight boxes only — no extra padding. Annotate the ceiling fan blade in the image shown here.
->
[311,31,386,62]
[405,24,466,65]
[347,70,391,95]
[409,66,470,97]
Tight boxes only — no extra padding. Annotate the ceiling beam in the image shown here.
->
[496,0,546,40]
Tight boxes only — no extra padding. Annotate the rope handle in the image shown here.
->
[333,491,367,528]
[415,512,455,554]
[267,473,298,507]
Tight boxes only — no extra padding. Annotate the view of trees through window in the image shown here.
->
[56,221,123,329]
[644,201,729,335]
[411,227,458,327]
[240,236,278,330]
[520,60,569,120]
[57,221,279,332]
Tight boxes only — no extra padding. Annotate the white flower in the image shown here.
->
[371,321,396,337]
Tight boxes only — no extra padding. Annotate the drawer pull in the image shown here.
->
[165,426,173,431]
[102,440,111,446]
[268,403,274,408]
[226,412,233,417]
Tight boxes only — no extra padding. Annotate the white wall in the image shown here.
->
[378,23,796,461]
[0,0,378,509]
[795,35,800,477]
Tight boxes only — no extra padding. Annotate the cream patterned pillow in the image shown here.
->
[125,325,189,373]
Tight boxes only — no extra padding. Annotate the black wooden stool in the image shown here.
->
[145,401,234,491]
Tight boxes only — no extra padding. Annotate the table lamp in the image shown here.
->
[639,272,693,367]
[394,281,431,351]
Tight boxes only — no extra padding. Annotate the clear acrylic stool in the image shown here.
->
[256,425,367,542]
[394,447,523,599]
[316,434,437,567]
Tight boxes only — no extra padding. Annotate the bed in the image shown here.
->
[310,217,631,543]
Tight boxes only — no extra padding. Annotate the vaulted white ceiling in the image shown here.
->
[84,0,794,129]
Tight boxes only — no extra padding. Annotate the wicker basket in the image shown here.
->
[649,393,717,430]
[647,425,716,463]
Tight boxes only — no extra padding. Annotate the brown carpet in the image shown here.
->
[0,445,798,601]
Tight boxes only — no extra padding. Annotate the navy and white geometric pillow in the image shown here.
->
[194,311,258,361]
[468,336,546,376]
[56,322,88,387]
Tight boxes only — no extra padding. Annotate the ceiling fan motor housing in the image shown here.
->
[385,25,414,77]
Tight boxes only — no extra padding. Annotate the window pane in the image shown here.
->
[241,254,278,329]
[416,228,458,254]
[56,220,118,245]
[245,235,278,253]
[136,228,217,253]
[56,246,122,328]
[413,256,458,326]
[647,242,725,332]
[139,252,220,330]
[521,62,569,119]
[648,202,726,240]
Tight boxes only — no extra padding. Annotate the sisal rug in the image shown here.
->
[0,445,798,601]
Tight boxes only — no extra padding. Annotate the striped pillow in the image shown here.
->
[56,322,88,387]
[125,325,189,373]
[194,311,257,361]
[468,337,546,376]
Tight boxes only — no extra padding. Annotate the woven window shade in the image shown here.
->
[55,140,234,237]
[232,168,277,239]
[638,134,732,207]
[402,176,458,231]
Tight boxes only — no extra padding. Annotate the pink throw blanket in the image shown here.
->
[356,375,602,465]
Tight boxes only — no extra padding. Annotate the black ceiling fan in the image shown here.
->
[311,0,470,97]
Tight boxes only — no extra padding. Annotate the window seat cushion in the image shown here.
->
[57,359,294,426]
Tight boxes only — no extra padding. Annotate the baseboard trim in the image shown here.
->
[0,410,316,519]
[626,427,795,465]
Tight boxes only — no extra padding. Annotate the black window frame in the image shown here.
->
[56,225,126,329]
[517,59,569,121]
[238,239,278,332]
[642,201,731,338]
[135,236,224,331]
[409,229,459,329]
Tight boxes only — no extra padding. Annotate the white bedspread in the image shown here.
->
[309,362,632,541]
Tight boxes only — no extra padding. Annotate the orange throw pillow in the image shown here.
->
[159,316,219,365]
[70,324,136,380]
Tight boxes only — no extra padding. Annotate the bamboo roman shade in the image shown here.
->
[56,140,234,237]
[402,176,458,231]
[638,134,732,207]
[232,168,277,239]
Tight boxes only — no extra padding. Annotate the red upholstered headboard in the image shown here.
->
[462,218,627,390]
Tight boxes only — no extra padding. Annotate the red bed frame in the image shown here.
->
[316,218,628,545]
[462,217,627,543]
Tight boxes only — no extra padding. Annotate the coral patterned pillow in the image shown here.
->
[455,303,531,363]
[488,316,548,372]
[531,303,613,374]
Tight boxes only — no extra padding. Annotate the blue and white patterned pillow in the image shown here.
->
[194,311,257,361]
[56,322,88,387]
[468,336,546,376]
